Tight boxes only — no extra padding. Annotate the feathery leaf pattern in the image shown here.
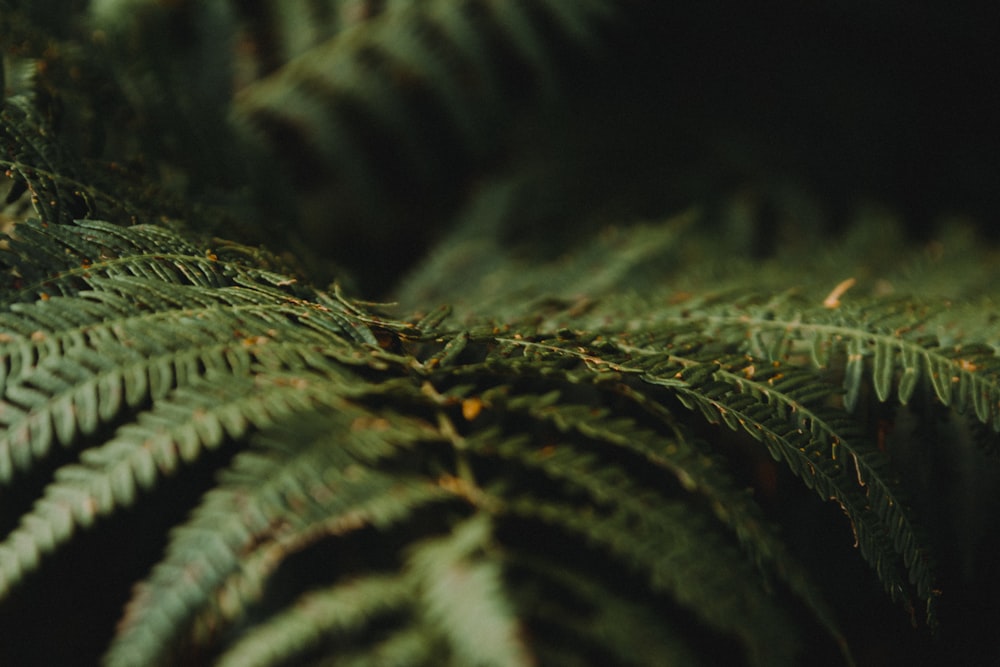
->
[1,2,998,666]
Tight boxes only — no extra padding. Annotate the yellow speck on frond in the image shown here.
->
[241,335,269,346]
[957,358,978,372]
[461,397,484,421]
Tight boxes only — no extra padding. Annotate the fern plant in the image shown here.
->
[2,1,999,666]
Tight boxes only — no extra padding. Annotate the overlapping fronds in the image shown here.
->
[104,399,450,667]
[3,143,998,667]
[2,1,999,666]
[446,327,932,620]
[0,215,871,667]
[231,0,618,180]
[230,0,620,257]
[93,338,850,667]
[0,221,393,597]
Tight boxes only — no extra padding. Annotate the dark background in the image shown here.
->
[608,2,999,237]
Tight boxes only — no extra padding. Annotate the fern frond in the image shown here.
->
[231,0,620,263]
[233,0,398,79]
[213,572,416,667]
[408,514,533,667]
[674,296,1000,431]
[0,274,379,481]
[447,331,938,643]
[496,331,933,614]
[0,370,353,600]
[0,97,89,225]
[666,358,930,604]
[104,402,449,667]
[0,97,157,227]
[410,346,833,664]
[502,492,797,667]
[468,381,849,652]
[502,552,709,666]
[0,219,303,302]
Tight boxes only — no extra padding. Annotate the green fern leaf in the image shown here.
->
[104,402,447,667]
[501,552,710,666]
[481,329,932,623]
[231,0,620,287]
[410,515,533,667]
[503,495,798,667]
[0,218,402,613]
[0,370,349,599]
[660,355,932,608]
[0,219,295,303]
[692,297,1000,431]
[5,2,999,663]
[0,279,368,481]
[415,341,842,664]
[213,572,416,667]
[0,97,90,224]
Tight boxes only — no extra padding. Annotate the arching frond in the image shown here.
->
[466,382,849,651]
[0,276,380,481]
[231,0,621,288]
[0,370,352,599]
[212,573,416,667]
[104,401,449,667]
[657,296,1000,432]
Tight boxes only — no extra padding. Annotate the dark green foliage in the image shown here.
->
[0,98,90,224]
[228,0,621,290]
[2,2,999,666]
